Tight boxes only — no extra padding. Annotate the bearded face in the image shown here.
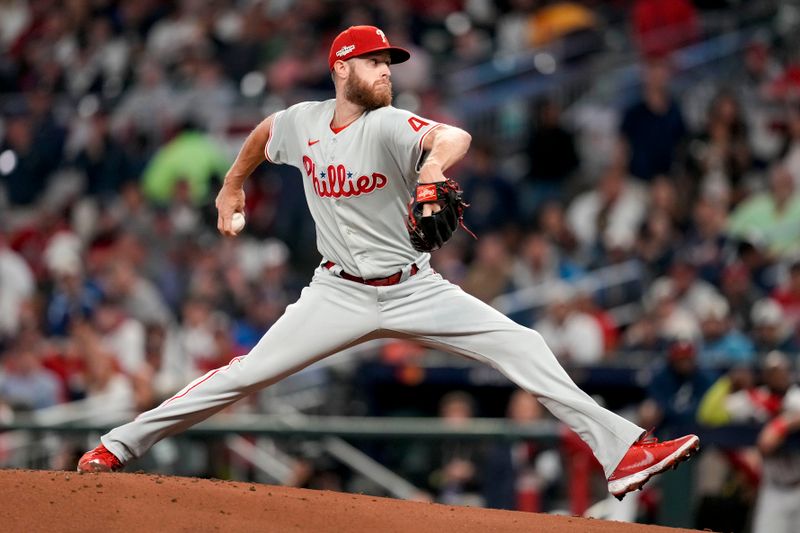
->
[344,68,392,110]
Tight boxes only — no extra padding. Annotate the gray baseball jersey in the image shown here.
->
[266,99,439,278]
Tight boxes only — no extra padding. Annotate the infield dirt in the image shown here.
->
[1,469,706,532]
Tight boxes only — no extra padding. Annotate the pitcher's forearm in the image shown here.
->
[223,114,275,188]
[418,125,471,183]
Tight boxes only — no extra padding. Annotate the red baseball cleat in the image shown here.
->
[77,444,124,473]
[608,433,700,500]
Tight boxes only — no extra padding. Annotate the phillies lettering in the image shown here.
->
[303,156,387,198]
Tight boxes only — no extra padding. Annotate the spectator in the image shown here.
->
[720,263,764,332]
[251,239,303,306]
[72,106,136,200]
[141,120,230,206]
[566,152,647,260]
[697,365,763,427]
[780,103,800,190]
[107,182,158,240]
[641,279,702,342]
[44,248,102,338]
[461,234,514,303]
[683,197,731,287]
[695,295,755,368]
[771,259,800,326]
[0,229,35,344]
[522,98,579,218]
[620,56,687,181]
[82,344,136,414]
[639,339,715,434]
[647,256,723,317]
[636,208,679,278]
[41,330,88,402]
[533,283,605,365]
[0,109,54,206]
[752,352,800,533]
[175,57,237,134]
[92,298,147,376]
[685,89,753,204]
[694,362,767,531]
[648,175,683,225]
[495,0,537,55]
[232,296,286,352]
[740,41,783,161]
[736,238,778,294]
[631,0,698,57]
[728,165,800,258]
[143,323,185,400]
[0,344,62,411]
[177,297,219,378]
[430,391,485,506]
[536,201,579,256]
[483,390,562,512]
[621,314,670,356]
[101,259,173,326]
[751,298,800,357]
[460,142,519,233]
[572,290,620,354]
[740,41,782,100]
[112,58,176,147]
[511,232,584,290]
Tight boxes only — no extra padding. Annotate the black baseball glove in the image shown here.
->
[406,179,475,252]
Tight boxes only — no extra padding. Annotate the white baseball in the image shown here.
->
[231,212,246,233]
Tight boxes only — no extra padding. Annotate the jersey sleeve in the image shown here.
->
[265,102,316,166]
[379,107,441,180]
[265,109,290,165]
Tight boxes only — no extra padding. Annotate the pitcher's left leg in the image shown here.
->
[382,271,643,477]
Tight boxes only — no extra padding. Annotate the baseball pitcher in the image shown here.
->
[79,25,699,500]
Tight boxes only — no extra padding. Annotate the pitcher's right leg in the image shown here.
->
[81,270,379,469]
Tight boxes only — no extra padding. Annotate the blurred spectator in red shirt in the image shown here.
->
[632,0,699,57]
[771,260,800,327]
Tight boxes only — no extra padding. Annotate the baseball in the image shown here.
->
[231,212,246,233]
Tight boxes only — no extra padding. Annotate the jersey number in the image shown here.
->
[407,116,430,132]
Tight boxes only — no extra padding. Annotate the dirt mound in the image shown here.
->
[1,469,702,532]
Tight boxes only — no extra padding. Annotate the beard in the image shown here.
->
[345,72,392,110]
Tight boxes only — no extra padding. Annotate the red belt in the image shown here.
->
[323,261,418,286]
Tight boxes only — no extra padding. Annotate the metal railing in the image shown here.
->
[0,413,562,441]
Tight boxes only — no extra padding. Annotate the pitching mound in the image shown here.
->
[1,469,702,532]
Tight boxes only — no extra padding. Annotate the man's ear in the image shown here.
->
[332,60,349,82]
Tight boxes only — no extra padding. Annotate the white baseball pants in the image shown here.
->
[102,265,644,477]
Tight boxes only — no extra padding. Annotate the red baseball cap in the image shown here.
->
[328,25,410,71]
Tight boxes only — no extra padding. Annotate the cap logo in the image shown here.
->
[336,44,355,58]
[376,29,387,43]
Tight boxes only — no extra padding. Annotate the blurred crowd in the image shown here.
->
[2,0,800,528]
